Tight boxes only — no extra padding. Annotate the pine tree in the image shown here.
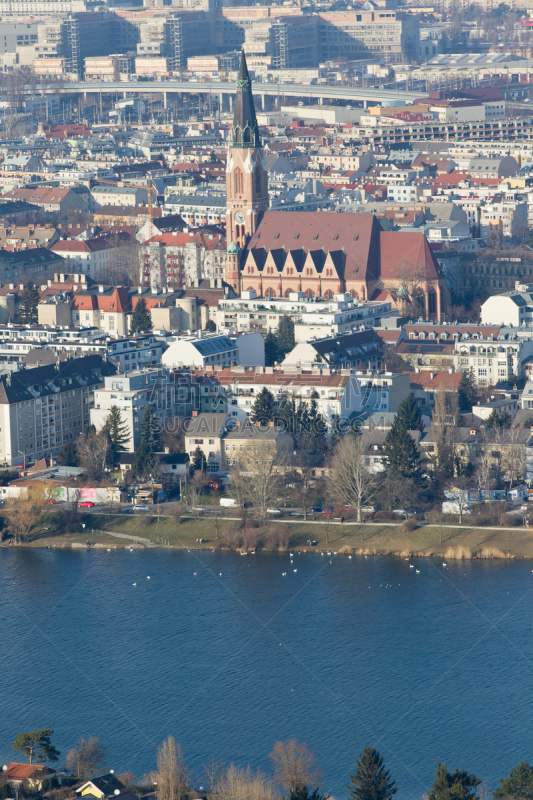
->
[105,405,130,452]
[458,368,477,412]
[486,409,511,428]
[191,445,206,471]
[382,425,423,483]
[204,319,216,332]
[57,442,79,467]
[129,298,152,334]
[306,397,327,453]
[494,762,533,800]
[428,761,480,800]
[347,747,397,800]
[131,439,154,477]
[276,315,295,355]
[265,330,278,366]
[18,281,40,324]
[250,387,276,423]
[139,402,160,452]
[394,395,423,432]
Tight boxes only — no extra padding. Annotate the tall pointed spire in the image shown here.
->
[229,49,261,149]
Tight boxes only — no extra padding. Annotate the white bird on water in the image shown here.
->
[293,569,297,573]
[132,583,136,586]
[443,562,447,567]
[409,564,415,569]
[147,576,151,580]
[282,572,286,576]
[416,569,420,574]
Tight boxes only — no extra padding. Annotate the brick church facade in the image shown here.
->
[225,52,450,320]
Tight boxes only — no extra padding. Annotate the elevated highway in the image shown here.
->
[46,80,422,110]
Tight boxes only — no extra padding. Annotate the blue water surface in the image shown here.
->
[1,548,532,799]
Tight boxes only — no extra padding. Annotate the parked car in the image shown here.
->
[133,504,150,511]
[77,501,95,508]
[310,505,323,513]
[321,507,335,515]
[361,506,375,513]
[267,507,282,514]
[220,497,240,508]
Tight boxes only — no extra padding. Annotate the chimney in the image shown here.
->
[98,285,104,293]
[192,410,198,416]
[138,286,142,294]
[165,446,169,454]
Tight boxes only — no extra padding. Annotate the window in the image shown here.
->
[234,168,243,195]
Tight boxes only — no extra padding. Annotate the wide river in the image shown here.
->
[1,548,532,799]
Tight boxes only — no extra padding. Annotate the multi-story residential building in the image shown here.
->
[318,10,419,64]
[141,231,226,290]
[91,367,184,452]
[90,185,149,211]
[282,329,383,372]
[164,193,226,227]
[481,282,533,327]
[216,290,397,337]
[479,193,528,241]
[207,366,409,427]
[162,333,240,370]
[50,235,133,281]
[0,354,115,466]
[454,338,533,385]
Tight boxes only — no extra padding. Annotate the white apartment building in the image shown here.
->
[162,333,239,370]
[479,194,528,240]
[91,368,184,452]
[481,283,533,327]
[216,290,396,338]
[454,338,533,384]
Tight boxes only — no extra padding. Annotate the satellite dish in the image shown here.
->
[114,791,120,795]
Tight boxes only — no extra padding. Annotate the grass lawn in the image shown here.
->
[17,510,533,559]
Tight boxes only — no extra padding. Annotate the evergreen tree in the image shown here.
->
[105,405,130,452]
[204,319,216,332]
[347,747,397,800]
[427,761,480,800]
[2,783,10,800]
[139,402,160,452]
[486,409,511,428]
[276,315,295,355]
[129,298,152,334]
[191,445,206,471]
[382,425,423,484]
[17,282,40,324]
[250,387,276,423]
[290,789,329,800]
[394,396,424,432]
[494,763,533,800]
[131,439,154,477]
[458,368,477,412]
[265,331,278,367]
[57,442,79,467]
[305,397,327,453]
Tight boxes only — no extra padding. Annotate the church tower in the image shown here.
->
[225,49,268,293]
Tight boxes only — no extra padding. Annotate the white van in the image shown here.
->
[220,497,240,507]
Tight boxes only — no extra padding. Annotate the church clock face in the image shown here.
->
[234,211,245,224]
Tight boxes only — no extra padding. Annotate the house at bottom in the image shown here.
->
[2,763,56,793]
[77,774,126,799]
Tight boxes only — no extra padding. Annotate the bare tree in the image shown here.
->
[2,481,52,543]
[445,476,471,524]
[77,432,110,481]
[216,765,280,800]
[229,440,280,522]
[116,773,136,788]
[327,435,376,523]
[498,428,527,489]
[270,739,321,794]
[156,737,189,800]
[66,737,107,779]
[203,757,224,793]
[104,236,143,286]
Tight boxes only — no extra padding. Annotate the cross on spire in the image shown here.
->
[229,49,261,149]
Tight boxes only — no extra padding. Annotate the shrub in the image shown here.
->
[401,519,417,533]
[374,509,396,521]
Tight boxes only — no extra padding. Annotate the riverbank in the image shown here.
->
[9,512,533,558]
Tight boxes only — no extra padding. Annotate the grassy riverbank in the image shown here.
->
[11,511,533,559]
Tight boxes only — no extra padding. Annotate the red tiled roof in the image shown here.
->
[409,371,462,390]
[379,231,440,281]
[4,764,53,781]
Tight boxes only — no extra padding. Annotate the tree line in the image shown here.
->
[7,729,533,800]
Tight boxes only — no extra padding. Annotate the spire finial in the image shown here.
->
[230,49,261,149]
